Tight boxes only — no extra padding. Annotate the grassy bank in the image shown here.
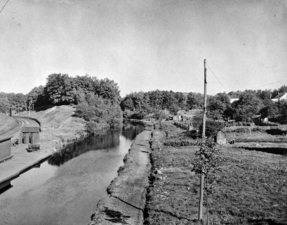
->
[0,113,18,135]
[145,121,287,225]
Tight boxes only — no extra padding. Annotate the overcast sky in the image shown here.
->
[0,0,286,97]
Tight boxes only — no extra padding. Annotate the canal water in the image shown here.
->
[0,123,144,225]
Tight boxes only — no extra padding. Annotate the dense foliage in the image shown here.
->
[0,97,10,113]
[36,74,121,106]
[198,120,226,138]
[75,93,122,134]
[120,90,203,118]
[120,86,287,124]
[208,89,287,123]
[0,92,27,113]
[27,74,122,134]
[1,75,287,126]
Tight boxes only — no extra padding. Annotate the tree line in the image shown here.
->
[120,85,287,124]
[1,77,287,126]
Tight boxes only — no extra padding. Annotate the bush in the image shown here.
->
[129,111,146,120]
[192,114,203,130]
[199,120,225,137]
[85,120,109,135]
[75,93,122,134]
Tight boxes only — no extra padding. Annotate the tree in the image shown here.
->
[75,93,122,134]
[256,89,272,102]
[198,120,225,138]
[0,97,10,113]
[148,90,163,109]
[120,96,134,111]
[96,78,121,104]
[186,92,203,109]
[207,93,231,120]
[45,73,75,105]
[174,92,186,109]
[74,75,95,96]
[278,101,287,124]
[193,139,225,224]
[27,85,48,107]
[260,102,279,119]
[231,92,263,122]
[278,85,287,93]
[161,91,177,110]
[6,93,27,111]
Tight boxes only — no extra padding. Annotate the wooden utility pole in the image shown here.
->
[199,59,207,221]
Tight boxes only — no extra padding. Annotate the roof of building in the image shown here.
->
[272,92,287,99]
[177,110,186,115]
[21,126,40,133]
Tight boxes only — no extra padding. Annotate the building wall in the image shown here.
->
[0,138,11,161]
[216,131,227,145]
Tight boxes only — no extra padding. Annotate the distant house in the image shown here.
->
[176,110,186,121]
[229,97,239,103]
[271,93,287,102]
[216,131,227,145]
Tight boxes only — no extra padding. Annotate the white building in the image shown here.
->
[229,97,239,103]
[271,93,287,102]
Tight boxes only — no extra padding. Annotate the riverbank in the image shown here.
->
[89,128,152,224]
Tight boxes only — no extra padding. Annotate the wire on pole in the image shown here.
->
[206,62,228,93]
[0,0,10,14]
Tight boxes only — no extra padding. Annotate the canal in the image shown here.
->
[0,123,144,225]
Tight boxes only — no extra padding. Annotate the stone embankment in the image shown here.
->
[89,129,152,224]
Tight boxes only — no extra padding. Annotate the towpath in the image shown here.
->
[90,129,152,224]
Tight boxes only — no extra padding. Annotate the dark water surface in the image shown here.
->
[0,123,144,225]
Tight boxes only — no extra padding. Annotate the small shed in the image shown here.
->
[0,136,12,162]
[177,110,186,121]
[20,126,40,145]
[216,131,227,145]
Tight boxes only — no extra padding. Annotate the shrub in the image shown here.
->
[129,111,146,120]
[85,120,109,135]
[75,93,122,134]
[199,120,225,138]
[192,114,203,130]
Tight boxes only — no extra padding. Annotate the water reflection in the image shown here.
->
[122,122,145,140]
[48,123,144,166]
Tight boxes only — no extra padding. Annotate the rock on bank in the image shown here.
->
[90,130,151,225]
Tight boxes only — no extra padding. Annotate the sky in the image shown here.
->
[0,0,287,97]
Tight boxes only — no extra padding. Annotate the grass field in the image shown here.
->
[145,122,287,225]
[0,113,18,135]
